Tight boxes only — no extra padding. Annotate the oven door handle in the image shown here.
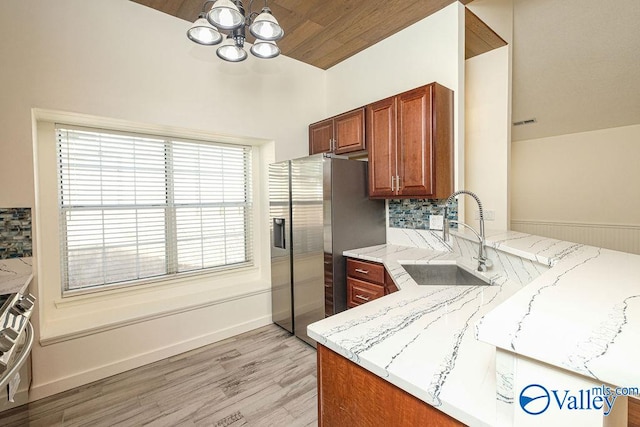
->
[0,321,34,390]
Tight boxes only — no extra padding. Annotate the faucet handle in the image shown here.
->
[474,256,493,271]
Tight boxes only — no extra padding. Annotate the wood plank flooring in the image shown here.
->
[0,325,318,427]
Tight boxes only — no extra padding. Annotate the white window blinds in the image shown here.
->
[56,125,253,292]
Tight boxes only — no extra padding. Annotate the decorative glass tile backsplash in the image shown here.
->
[388,199,457,230]
[0,208,32,259]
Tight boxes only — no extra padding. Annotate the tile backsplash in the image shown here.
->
[0,208,32,259]
[388,199,457,230]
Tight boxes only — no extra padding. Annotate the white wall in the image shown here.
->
[465,47,511,228]
[0,0,520,400]
[325,3,463,115]
[464,0,513,230]
[0,0,325,399]
[512,124,640,224]
[511,124,640,254]
[325,2,466,198]
[0,0,325,208]
[323,1,514,233]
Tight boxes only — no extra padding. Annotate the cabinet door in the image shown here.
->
[384,269,399,295]
[396,85,434,197]
[630,397,640,427]
[432,83,454,199]
[334,108,365,154]
[367,96,397,198]
[309,119,333,155]
[318,345,465,427]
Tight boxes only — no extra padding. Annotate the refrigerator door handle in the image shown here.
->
[273,218,286,249]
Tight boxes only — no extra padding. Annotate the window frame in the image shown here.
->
[32,109,273,343]
[55,123,256,297]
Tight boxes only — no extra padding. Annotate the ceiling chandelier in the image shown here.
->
[187,0,284,62]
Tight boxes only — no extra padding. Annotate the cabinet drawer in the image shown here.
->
[347,278,384,308]
[347,258,384,285]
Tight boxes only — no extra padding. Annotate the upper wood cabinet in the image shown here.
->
[367,83,454,199]
[309,108,365,155]
[309,119,333,155]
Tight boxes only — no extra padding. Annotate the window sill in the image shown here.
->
[40,267,270,346]
[53,265,257,309]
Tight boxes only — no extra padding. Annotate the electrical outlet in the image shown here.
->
[429,214,444,230]
[474,210,495,221]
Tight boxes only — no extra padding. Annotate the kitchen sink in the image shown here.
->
[401,264,490,286]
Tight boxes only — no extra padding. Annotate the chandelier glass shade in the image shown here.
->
[217,35,249,62]
[208,0,244,30]
[187,15,223,45]
[250,40,280,59]
[187,0,284,62]
[249,7,284,41]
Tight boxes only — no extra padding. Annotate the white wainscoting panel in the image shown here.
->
[511,220,640,255]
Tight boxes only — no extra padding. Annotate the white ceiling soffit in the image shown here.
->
[512,0,640,142]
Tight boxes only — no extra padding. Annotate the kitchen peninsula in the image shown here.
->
[0,257,33,295]
[308,228,640,426]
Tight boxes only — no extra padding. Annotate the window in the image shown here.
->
[56,125,253,292]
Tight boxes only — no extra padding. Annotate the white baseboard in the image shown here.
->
[29,314,273,402]
[511,220,640,255]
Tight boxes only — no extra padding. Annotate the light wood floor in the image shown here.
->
[0,325,318,427]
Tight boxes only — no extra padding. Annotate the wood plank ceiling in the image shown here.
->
[132,0,505,69]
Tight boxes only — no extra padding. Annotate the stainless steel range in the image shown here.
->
[0,257,35,410]
[0,292,35,372]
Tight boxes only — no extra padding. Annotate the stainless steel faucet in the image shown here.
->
[442,190,492,272]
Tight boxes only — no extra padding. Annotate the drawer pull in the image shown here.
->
[355,294,370,302]
[354,268,369,274]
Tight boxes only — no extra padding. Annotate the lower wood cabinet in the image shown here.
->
[347,277,384,308]
[384,268,399,295]
[630,397,640,427]
[317,344,464,427]
[346,258,397,308]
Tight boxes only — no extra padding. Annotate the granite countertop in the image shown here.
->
[476,239,640,388]
[0,257,33,295]
[307,229,640,426]
[308,242,524,426]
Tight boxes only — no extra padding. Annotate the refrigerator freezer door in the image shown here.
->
[269,161,293,334]
[291,156,325,347]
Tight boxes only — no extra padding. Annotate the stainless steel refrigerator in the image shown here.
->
[269,154,386,346]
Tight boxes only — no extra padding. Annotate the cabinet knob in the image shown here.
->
[0,330,16,352]
[354,268,369,274]
[355,294,370,302]
[15,294,35,312]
